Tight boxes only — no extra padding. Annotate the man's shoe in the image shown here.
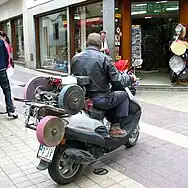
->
[110,123,127,138]
[8,112,18,119]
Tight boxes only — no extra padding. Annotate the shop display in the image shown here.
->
[115,11,122,60]
[140,18,178,71]
[132,25,142,60]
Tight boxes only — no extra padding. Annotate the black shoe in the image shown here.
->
[8,112,18,119]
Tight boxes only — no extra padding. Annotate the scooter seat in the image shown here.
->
[89,108,106,121]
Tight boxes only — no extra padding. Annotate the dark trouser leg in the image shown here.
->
[92,91,129,123]
[92,91,129,138]
[110,94,129,122]
[0,70,14,113]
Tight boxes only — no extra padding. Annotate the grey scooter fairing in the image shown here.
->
[64,99,141,151]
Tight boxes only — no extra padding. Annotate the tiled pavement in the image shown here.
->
[0,108,146,188]
[0,66,188,187]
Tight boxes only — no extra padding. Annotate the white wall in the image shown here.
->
[27,0,54,9]
[0,0,88,69]
[26,0,87,69]
[27,0,86,11]
[0,0,24,22]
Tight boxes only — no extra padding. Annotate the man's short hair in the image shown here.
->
[86,33,101,48]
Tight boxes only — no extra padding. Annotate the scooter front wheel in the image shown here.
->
[124,126,139,148]
[48,145,83,185]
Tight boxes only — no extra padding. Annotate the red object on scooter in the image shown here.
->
[114,60,129,72]
[84,99,93,112]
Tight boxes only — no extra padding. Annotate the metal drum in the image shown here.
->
[58,85,85,115]
[36,116,65,147]
[169,55,186,75]
[170,40,186,56]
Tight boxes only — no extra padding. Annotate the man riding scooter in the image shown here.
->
[71,33,137,138]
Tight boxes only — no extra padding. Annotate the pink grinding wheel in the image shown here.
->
[36,116,65,147]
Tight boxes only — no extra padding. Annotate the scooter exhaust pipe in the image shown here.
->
[65,148,95,165]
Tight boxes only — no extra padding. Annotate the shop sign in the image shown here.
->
[116,56,121,60]
[132,25,140,29]
[115,13,121,18]
[147,3,162,14]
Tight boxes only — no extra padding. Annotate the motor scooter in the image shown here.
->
[115,59,142,95]
[169,23,188,84]
[22,60,142,185]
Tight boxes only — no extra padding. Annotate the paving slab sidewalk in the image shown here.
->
[0,107,146,188]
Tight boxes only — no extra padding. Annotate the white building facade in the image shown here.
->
[0,0,115,71]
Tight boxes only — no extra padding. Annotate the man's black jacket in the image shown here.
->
[71,46,133,93]
[0,39,9,70]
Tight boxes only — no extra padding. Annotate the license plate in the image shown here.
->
[37,144,56,162]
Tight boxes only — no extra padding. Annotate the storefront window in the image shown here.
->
[74,2,103,52]
[15,18,25,60]
[131,1,179,71]
[39,10,68,72]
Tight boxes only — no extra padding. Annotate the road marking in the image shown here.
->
[140,121,188,149]
[138,98,188,114]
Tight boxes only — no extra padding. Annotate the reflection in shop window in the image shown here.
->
[15,18,25,60]
[74,2,103,53]
[53,23,59,40]
[39,10,68,72]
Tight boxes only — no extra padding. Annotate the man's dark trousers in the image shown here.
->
[91,90,130,123]
[0,69,14,113]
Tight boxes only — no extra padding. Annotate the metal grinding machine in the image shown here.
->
[23,75,89,147]
[21,72,142,185]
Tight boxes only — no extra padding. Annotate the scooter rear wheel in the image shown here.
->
[124,126,139,148]
[48,145,83,185]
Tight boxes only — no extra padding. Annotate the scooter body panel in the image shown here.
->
[64,100,141,152]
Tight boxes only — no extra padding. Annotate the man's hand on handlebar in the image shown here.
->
[129,74,138,83]
[121,70,138,83]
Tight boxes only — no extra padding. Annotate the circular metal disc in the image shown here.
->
[24,76,51,101]
[36,116,65,147]
[169,55,185,75]
[58,85,85,115]
[170,40,186,56]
